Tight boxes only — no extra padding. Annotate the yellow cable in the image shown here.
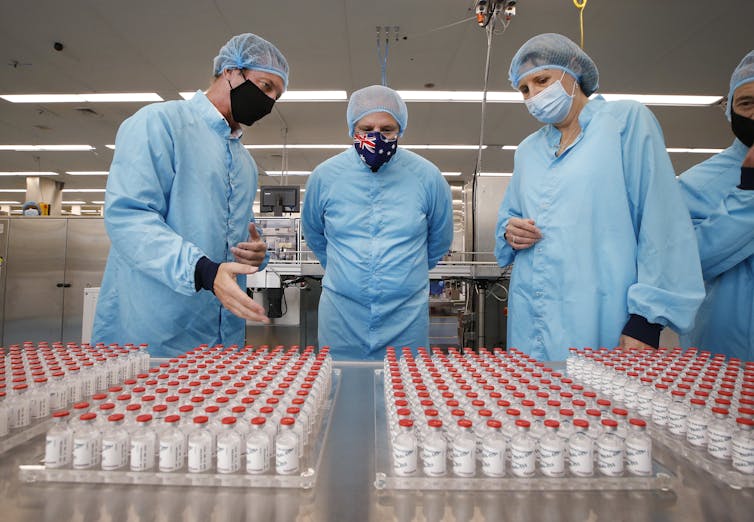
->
[573,0,588,48]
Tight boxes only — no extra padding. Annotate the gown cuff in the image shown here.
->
[738,166,754,190]
[621,314,661,348]
[195,256,220,293]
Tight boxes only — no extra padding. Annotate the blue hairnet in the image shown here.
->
[726,50,754,120]
[508,33,599,96]
[213,33,289,89]
[346,85,408,137]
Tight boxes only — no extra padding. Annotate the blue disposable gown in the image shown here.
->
[678,139,754,359]
[92,91,267,357]
[495,97,705,360]
[302,147,454,360]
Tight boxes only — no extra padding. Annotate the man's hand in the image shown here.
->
[505,217,542,250]
[214,262,270,323]
[618,334,653,351]
[231,223,267,267]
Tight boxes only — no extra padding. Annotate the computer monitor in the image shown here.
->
[259,185,300,215]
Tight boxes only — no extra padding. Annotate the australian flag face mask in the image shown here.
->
[353,132,398,172]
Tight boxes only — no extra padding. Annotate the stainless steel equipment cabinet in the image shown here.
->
[2,217,109,346]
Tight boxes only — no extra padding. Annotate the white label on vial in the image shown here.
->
[188,439,211,473]
[480,443,505,477]
[707,425,732,460]
[686,417,708,447]
[421,442,447,477]
[159,440,184,472]
[450,442,475,477]
[667,408,688,435]
[637,394,653,417]
[247,439,270,474]
[10,402,30,429]
[539,441,565,477]
[73,437,98,469]
[731,436,754,474]
[217,440,241,474]
[652,402,669,426]
[510,442,535,477]
[569,440,594,476]
[45,433,69,467]
[276,441,299,474]
[0,410,8,436]
[102,438,128,470]
[625,439,652,475]
[597,440,624,476]
[31,395,50,420]
[130,439,155,471]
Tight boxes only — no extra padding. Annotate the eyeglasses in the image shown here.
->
[354,129,399,141]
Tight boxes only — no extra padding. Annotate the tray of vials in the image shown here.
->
[374,347,676,491]
[20,344,340,489]
[1,341,149,455]
[566,347,754,489]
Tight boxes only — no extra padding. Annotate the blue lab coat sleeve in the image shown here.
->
[105,108,204,296]
[302,171,328,269]
[494,163,524,268]
[426,171,454,268]
[619,103,705,333]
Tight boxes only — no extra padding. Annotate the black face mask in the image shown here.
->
[228,77,275,126]
[731,108,754,148]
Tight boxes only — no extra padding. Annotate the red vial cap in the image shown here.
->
[136,414,153,423]
[193,415,209,424]
[487,419,502,429]
[164,415,181,423]
[544,419,560,429]
[251,417,266,426]
[428,419,443,429]
[221,416,237,425]
[52,410,70,419]
[108,413,125,422]
[586,409,601,417]
[514,419,531,429]
[711,407,729,416]
[629,418,646,428]
[458,419,472,428]
[601,419,618,428]
[80,412,96,421]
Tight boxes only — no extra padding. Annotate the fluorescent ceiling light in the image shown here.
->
[397,91,522,102]
[0,145,94,151]
[66,171,109,176]
[245,144,348,150]
[0,171,58,176]
[106,145,116,150]
[598,94,721,106]
[0,200,20,204]
[62,201,86,204]
[91,201,105,204]
[180,90,347,102]
[666,147,724,154]
[265,171,311,176]
[442,172,462,177]
[0,189,27,193]
[501,145,518,150]
[402,145,486,150]
[478,172,513,177]
[1,93,162,103]
[61,188,106,193]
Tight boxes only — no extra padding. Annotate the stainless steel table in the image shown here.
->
[0,362,752,521]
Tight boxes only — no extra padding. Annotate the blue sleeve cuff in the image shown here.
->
[195,256,220,293]
[738,166,754,190]
[621,314,661,348]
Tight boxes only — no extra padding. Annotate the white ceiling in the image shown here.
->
[0,0,752,203]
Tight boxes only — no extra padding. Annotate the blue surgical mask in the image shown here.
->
[524,72,577,124]
[353,132,398,172]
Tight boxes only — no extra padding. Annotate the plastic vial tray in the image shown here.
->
[373,369,675,491]
[18,369,341,490]
[647,426,754,490]
[0,418,53,456]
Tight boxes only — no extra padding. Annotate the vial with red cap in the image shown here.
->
[539,419,565,477]
[101,413,129,471]
[450,418,475,477]
[510,419,535,478]
[480,419,505,477]
[597,419,624,476]
[159,415,185,472]
[130,414,156,471]
[72,412,100,469]
[276,417,300,475]
[246,417,271,474]
[707,408,733,461]
[44,410,72,468]
[731,417,754,474]
[188,415,213,473]
[568,419,594,477]
[421,419,447,477]
[625,418,652,476]
[217,417,242,474]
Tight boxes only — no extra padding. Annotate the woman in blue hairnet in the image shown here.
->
[93,33,288,357]
[495,33,705,360]
[678,50,754,360]
[302,85,454,360]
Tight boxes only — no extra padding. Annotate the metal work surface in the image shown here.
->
[0,362,752,521]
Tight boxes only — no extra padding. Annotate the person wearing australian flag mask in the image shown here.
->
[93,33,288,357]
[678,50,754,359]
[302,85,454,360]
